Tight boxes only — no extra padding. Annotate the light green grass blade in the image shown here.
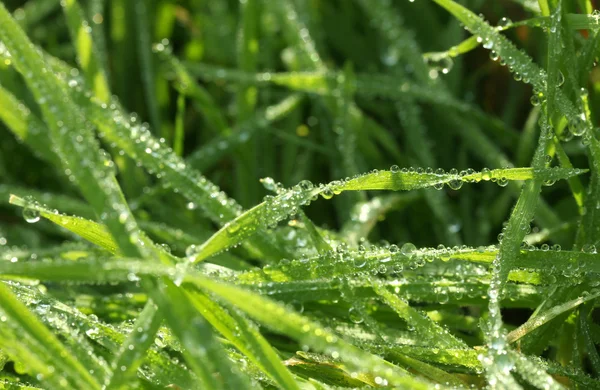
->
[507,290,600,343]
[146,278,254,390]
[191,166,585,262]
[373,283,467,349]
[9,194,177,264]
[61,0,110,102]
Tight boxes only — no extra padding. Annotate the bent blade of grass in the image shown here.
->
[191,166,584,262]
[9,194,178,264]
[0,281,102,389]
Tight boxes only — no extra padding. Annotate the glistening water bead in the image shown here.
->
[22,207,40,223]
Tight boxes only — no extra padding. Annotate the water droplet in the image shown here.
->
[23,207,40,223]
[348,307,363,324]
[497,17,512,28]
[321,186,334,199]
[497,177,508,187]
[401,242,417,257]
[185,244,198,258]
[390,164,400,173]
[582,244,597,254]
[426,56,454,75]
[489,50,499,61]
[298,180,313,191]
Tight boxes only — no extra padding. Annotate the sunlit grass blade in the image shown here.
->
[507,290,600,343]
[191,166,585,262]
[146,278,253,389]
[8,194,177,263]
[373,283,467,349]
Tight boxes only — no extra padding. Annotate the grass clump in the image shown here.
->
[0,0,599,388]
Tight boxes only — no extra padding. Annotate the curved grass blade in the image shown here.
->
[9,194,178,264]
[191,166,585,262]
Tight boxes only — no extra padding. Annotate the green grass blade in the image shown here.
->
[0,281,101,389]
[191,166,584,262]
[61,0,110,102]
[187,290,300,389]
[105,301,162,390]
[0,3,145,258]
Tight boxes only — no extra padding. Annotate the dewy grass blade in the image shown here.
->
[8,195,177,263]
[187,290,300,390]
[61,0,110,102]
[105,301,162,390]
[0,84,60,167]
[0,281,102,389]
[0,3,145,258]
[191,166,585,262]
[508,290,600,344]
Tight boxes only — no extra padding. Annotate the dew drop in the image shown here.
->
[401,242,417,257]
[390,164,400,173]
[497,17,512,28]
[298,180,314,191]
[185,244,198,258]
[321,186,334,199]
[348,307,364,324]
[23,207,40,223]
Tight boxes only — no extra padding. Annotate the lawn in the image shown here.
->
[0,0,599,388]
